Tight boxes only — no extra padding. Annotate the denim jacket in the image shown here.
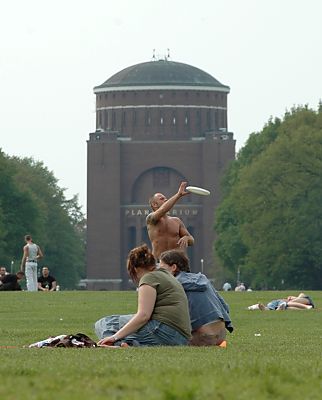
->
[176,272,234,333]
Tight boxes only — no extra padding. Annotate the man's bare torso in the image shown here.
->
[147,214,183,259]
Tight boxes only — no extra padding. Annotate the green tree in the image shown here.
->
[0,151,41,269]
[0,152,85,287]
[215,106,322,289]
[214,117,282,284]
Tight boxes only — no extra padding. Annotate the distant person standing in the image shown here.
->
[38,267,57,291]
[21,235,43,291]
[146,182,194,260]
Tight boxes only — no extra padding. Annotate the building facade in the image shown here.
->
[86,59,235,290]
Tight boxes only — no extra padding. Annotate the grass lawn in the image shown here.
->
[0,290,321,400]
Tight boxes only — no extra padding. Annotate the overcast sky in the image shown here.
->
[1,0,321,209]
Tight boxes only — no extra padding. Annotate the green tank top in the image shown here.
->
[139,269,191,339]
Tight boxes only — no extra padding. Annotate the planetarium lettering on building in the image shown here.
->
[124,207,199,217]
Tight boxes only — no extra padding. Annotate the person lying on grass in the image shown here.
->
[248,293,315,310]
[95,244,191,347]
[159,249,233,346]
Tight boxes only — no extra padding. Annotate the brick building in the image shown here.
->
[85,58,235,290]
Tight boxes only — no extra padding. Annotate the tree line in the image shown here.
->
[0,151,85,288]
[2,105,321,290]
[215,105,322,290]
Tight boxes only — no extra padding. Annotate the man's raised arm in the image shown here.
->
[147,182,189,224]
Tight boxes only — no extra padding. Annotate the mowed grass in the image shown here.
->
[0,290,321,400]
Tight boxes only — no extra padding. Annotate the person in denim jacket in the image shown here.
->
[160,249,233,346]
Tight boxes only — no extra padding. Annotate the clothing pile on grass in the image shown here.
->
[28,333,97,348]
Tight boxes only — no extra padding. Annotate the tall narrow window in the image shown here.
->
[145,111,151,126]
[133,110,137,125]
[220,110,224,129]
[207,110,211,130]
[105,111,108,129]
[184,112,189,125]
[196,110,201,129]
[112,111,116,129]
[98,111,102,128]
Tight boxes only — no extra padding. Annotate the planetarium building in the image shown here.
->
[86,58,235,290]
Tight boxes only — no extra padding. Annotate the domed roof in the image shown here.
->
[94,60,229,92]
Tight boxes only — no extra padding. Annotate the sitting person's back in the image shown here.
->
[160,250,233,346]
[222,282,232,291]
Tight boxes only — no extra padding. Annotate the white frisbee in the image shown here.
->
[186,186,210,196]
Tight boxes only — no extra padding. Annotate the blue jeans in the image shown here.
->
[94,314,188,346]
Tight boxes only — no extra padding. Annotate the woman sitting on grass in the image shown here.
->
[95,244,191,347]
[248,293,315,310]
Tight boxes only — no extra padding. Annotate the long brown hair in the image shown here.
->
[127,244,156,283]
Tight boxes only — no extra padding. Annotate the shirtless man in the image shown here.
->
[146,182,194,260]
